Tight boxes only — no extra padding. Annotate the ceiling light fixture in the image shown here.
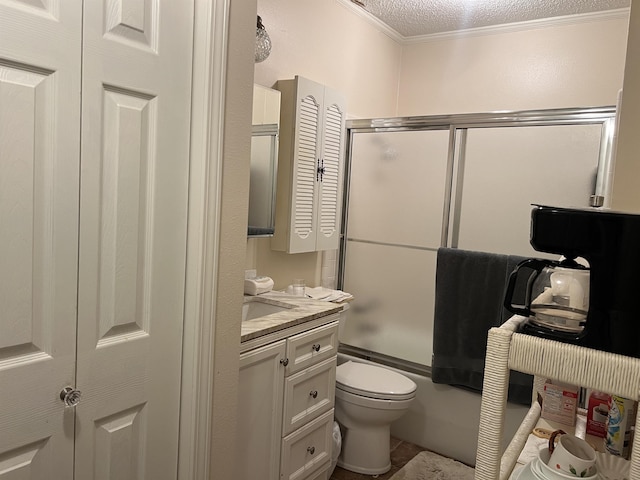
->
[255,15,272,63]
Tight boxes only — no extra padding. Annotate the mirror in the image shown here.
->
[248,85,281,237]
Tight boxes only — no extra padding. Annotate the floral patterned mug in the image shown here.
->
[548,430,597,478]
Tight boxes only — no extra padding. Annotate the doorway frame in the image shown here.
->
[179,0,255,479]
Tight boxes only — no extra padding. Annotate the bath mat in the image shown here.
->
[389,450,475,480]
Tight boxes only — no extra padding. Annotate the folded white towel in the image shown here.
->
[264,286,353,303]
[305,286,353,303]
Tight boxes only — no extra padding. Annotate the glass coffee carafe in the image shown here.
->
[504,258,590,335]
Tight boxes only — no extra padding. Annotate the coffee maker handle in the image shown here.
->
[503,258,550,316]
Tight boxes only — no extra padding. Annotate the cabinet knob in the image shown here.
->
[280,358,289,367]
[307,446,315,455]
[312,344,320,352]
[60,387,82,407]
[309,390,318,399]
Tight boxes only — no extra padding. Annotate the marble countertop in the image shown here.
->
[241,293,343,343]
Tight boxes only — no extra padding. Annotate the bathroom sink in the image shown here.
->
[242,298,295,321]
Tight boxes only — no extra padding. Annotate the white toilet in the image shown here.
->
[334,360,417,475]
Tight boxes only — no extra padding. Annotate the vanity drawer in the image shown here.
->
[280,409,333,480]
[306,469,329,480]
[286,321,338,375]
[282,356,336,436]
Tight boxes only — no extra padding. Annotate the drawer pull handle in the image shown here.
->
[310,390,318,399]
[280,358,289,366]
[307,446,315,455]
[312,344,321,352]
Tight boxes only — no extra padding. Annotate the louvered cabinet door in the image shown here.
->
[289,77,324,253]
[316,87,346,251]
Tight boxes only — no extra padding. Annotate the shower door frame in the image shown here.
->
[337,106,617,373]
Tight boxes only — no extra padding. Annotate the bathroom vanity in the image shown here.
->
[237,296,343,480]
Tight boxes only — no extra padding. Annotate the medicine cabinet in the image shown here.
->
[248,84,281,236]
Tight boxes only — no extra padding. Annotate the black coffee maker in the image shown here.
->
[505,204,640,358]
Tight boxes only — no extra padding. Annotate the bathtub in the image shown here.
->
[337,352,529,466]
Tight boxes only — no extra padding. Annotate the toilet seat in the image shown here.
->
[336,361,417,401]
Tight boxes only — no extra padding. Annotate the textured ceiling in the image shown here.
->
[353,0,631,37]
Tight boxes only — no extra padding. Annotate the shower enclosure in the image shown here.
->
[337,107,616,370]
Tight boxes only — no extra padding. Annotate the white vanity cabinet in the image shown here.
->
[272,75,346,254]
[237,318,339,480]
[237,340,287,480]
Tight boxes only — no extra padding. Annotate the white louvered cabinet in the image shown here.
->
[272,76,346,254]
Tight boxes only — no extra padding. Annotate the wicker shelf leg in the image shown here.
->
[475,326,514,480]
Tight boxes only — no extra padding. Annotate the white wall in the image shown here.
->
[254,0,403,119]
[208,0,256,477]
[398,15,629,115]
[249,0,405,290]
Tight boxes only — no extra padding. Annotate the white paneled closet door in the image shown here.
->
[0,0,194,479]
[0,2,82,478]
[75,1,194,479]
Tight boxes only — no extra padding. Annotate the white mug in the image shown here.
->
[548,431,596,478]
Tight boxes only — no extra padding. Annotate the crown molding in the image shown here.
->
[335,0,404,43]
[335,0,629,46]
[404,7,630,44]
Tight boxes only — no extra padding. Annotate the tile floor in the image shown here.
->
[329,437,427,480]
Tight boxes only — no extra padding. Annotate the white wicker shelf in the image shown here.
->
[475,315,640,480]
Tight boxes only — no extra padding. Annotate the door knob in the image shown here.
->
[60,387,82,407]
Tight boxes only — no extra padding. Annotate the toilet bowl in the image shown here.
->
[334,361,417,475]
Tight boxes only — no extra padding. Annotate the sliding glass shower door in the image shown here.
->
[452,124,606,257]
[339,108,615,369]
[341,129,451,366]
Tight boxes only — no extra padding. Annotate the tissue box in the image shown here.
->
[541,381,578,426]
[244,276,274,296]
